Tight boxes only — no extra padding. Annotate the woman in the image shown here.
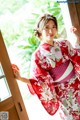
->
[12,14,80,120]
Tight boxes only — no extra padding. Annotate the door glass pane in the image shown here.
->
[0,63,11,102]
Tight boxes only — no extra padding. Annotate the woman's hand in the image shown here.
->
[70,26,80,37]
[70,26,80,43]
[11,64,30,84]
[12,64,21,80]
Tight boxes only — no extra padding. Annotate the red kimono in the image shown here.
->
[29,40,80,120]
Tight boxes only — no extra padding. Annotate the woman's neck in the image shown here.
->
[41,39,54,46]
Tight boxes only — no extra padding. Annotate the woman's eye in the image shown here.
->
[44,26,56,30]
[53,26,56,28]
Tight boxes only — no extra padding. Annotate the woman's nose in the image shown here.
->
[49,29,53,33]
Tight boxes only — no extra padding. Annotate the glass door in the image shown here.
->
[0,63,11,102]
[0,31,29,120]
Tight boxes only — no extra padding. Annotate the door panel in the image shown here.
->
[0,97,19,120]
[0,31,29,120]
[68,3,80,26]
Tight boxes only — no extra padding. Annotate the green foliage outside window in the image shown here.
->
[0,0,66,77]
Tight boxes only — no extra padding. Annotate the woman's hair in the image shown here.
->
[34,13,58,39]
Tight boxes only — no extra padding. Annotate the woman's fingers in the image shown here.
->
[70,26,80,37]
[70,26,77,33]
[11,64,20,79]
[12,69,18,77]
[11,64,19,70]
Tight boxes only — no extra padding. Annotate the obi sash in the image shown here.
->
[49,60,75,83]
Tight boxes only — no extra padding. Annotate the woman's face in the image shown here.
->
[41,20,57,42]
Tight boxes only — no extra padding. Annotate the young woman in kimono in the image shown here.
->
[12,14,80,120]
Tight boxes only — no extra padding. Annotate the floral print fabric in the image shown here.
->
[30,40,80,120]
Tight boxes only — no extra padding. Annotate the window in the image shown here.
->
[0,64,11,101]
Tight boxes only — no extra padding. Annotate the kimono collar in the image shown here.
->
[40,41,57,51]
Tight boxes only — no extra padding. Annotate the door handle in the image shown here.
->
[18,102,23,112]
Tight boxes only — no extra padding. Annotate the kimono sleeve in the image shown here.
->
[29,51,59,115]
[60,40,80,65]
[74,43,80,78]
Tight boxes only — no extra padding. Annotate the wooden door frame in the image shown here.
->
[0,31,29,120]
[68,3,80,26]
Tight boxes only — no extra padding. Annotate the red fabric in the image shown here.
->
[27,85,35,95]
[29,40,80,118]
